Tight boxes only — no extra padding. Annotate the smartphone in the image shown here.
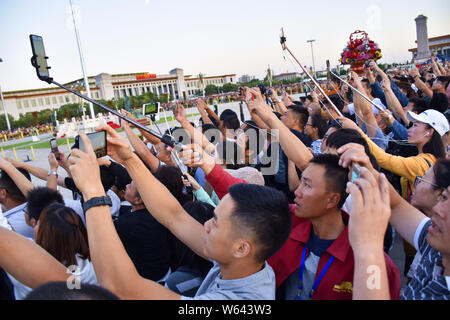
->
[29,34,51,82]
[49,138,60,160]
[75,131,107,158]
[142,102,159,116]
[351,163,361,182]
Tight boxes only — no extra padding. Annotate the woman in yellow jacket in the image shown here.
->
[342,109,448,201]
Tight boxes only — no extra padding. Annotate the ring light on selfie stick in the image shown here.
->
[29,34,182,151]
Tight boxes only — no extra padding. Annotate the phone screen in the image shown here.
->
[143,103,158,116]
[30,35,49,79]
[50,139,58,151]
[50,138,60,160]
[79,131,107,158]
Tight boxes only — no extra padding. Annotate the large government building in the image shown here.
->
[1,68,236,119]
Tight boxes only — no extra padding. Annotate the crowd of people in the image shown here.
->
[0,58,449,301]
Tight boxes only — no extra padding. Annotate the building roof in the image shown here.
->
[408,41,450,52]
[409,34,450,52]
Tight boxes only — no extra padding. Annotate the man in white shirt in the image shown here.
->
[0,168,34,239]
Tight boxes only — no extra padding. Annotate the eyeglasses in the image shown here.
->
[414,176,439,188]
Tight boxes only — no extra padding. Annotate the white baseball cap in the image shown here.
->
[406,109,449,136]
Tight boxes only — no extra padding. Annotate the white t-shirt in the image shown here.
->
[63,189,121,224]
[8,249,98,300]
[347,98,386,117]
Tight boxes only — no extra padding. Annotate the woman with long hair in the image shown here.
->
[9,203,98,299]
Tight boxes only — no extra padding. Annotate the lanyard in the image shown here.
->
[295,245,335,300]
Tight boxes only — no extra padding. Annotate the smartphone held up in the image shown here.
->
[74,131,108,158]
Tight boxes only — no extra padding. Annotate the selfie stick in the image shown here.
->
[326,62,384,112]
[325,60,346,103]
[280,28,343,117]
[30,54,181,151]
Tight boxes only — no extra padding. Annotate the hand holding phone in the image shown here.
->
[351,163,361,182]
[75,131,107,158]
[49,138,60,160]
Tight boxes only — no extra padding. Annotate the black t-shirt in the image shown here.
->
[114,208,171,281]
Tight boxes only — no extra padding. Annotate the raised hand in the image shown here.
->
[67,132,105,199]
[337,142,373,171]
[346,167,390,254]
[5,157,23,169]
[337,116,360,131]
[178,143,215,174]
[408,68,420,78]
[48,152,59,171]
[174,102,187,123]
[96,126,134,165]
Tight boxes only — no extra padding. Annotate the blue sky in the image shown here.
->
[0,0,449,91]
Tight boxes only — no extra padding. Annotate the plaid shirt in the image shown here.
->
[402,218,450,300]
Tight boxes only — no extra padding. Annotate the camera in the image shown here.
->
[365,60,372,68]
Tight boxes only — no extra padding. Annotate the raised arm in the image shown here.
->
[381,77,409,126]
[269,89,288,114]
[100,127,207,260]
[46,153,59,191]
[6,157,67,188]
[0,157,34,197]
[409,68,433,98]
[120,115,160,173]
[350,71,378,138]
[178,143,248,199]
[346,166,391,300]
[245,87,313,171]
[337,143,426,246]
[0,227,68,289]
[174,102,216,155]
[195,99,214,125]
[430,54,443,77]
[68,131,181,300]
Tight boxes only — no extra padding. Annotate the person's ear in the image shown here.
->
[325,192,341,210]
[133,196,144,206]
[232,239,252,259]
[30,218,38,228]
[0,189,7,201]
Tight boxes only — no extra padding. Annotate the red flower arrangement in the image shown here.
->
[340,30,382,66]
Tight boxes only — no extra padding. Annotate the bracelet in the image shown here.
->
[48,170,58,178]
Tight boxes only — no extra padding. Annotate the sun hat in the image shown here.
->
[406,109,449,136]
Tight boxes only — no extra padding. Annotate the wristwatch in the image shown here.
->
[82,196,112,212]
[48,170,58,178]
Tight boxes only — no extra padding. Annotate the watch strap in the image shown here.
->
[82,196,112,212]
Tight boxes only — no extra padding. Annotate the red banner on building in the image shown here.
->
[136,73,157,80]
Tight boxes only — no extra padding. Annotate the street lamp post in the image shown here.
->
[307,39,316,79]
[0,58,11,131]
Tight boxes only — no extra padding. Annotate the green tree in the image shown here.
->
[37,109,53,125]
[204,84,219,96]
[221,83,239,93]
[0,114,14,131]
